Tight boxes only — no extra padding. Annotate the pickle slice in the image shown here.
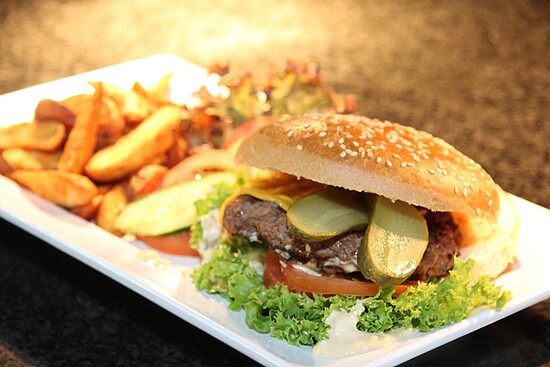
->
[287,187,373,242]
[358,196,428,286]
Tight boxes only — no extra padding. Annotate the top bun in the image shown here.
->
[235,113,500,222]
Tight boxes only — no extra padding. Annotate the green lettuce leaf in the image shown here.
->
[193,240,511,346]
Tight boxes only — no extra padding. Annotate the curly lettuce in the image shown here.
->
[193,240,511,346]
[190,178,512,346]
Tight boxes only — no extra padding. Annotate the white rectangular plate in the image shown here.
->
[1,54,549,367]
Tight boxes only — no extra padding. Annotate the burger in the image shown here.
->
[192,113,518,350]
[218,113,519,295]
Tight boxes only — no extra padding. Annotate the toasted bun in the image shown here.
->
[454,188,519,278]
[236,113,500,222]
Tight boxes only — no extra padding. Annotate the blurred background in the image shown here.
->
[0,0,548,366]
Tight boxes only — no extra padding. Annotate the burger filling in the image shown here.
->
[223,194,461,281]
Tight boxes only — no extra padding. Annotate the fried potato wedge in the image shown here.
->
[88,81,127,107]
[71,194,104,220]
[125,164,168,200]
[0,121,66,152]
[96,184,128,236]
[123,86,154,126]
[0,153,11,175]
[145,71,174,107]
[34,99,77,128]
[57,88,102,174]
[11,169,98,208]
[96,94,125,149]
[2,149,61,171]
[85,106,181,182]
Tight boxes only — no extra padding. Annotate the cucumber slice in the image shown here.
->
[287,187,373,241]
[358,196,428,286]
[114,171,236,236]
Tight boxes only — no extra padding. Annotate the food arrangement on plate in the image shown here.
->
[0,58,521,359]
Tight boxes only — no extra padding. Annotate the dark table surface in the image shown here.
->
[1,1,549,366]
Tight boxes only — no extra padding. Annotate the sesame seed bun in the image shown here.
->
[235,113,500,222]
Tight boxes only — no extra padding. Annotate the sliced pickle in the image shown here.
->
[358,196,428,287]
[287,187,373,242]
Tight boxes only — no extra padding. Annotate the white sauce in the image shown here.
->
[291,262,323,277]
[313,302,418,358]
[197,209,222,261]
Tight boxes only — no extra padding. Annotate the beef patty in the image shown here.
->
[223,195,461,281]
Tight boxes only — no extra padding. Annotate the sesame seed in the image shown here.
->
[428,169,436,175]
[376,157,382,163]
[386,160,393,167]
[319,131,327,137]
[296,144,303,151]
[338,138,344,144]
[400,162,407,168]
[367,151,374,158]
[328,142,334,148]
[287,130,293,137]
[393,153,401,159]
[350,151,358,157]
[340,151,347,158]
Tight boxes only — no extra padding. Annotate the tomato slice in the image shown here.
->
[159,149,234,189]
[264,250,414,297]
[264,248,285,287]
[137,231,199,257]
[222,115,280,149]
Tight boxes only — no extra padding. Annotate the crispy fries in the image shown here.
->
[125,164,168,199]
[11,169,98,208]
[57,87,102,174]
[71,194,104,220]
[95,184,128,236]
[1,148,57,170]
[0,121,66,152]
[34,99,77,127]
[84,105,181,182]
[1,64,355,240]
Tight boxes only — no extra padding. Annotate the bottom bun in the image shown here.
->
[454,188,520,279]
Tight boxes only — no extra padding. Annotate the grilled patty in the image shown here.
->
[223,195,461,281]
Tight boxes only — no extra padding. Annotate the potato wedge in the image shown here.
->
[123,87,154,126]
[0,121,66,152]
[71,194,104,220]
[88,81,127,107]
[57,88,102,174]
[96,94,126,149]
[0,153,11,175]
[11,169,98,208]
[34,99,77,128]
[95,184,128,236]
[2,148,61,171]
[125,164,168,199]
[85,106,181,182]
[2,148,45,170]
[144,71,174,107]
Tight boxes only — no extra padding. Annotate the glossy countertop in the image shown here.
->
[0,1,548,366]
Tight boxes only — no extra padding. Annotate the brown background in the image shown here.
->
[0,1,548,366]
